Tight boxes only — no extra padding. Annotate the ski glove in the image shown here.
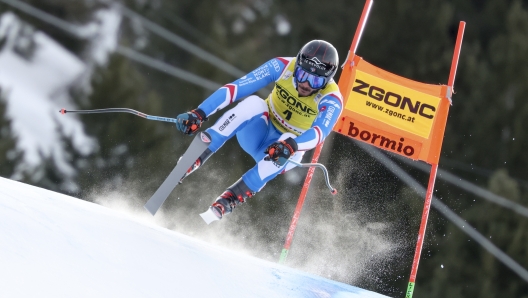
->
[264,137,298,166]
[176,109,208,135]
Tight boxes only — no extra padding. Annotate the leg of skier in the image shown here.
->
[202,129,305,223]
[178,95,269,183]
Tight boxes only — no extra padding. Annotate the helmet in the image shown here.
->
[295,40,339,89]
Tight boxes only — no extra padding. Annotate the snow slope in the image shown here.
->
[0,177,390,298]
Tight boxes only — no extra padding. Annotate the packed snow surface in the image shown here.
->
[0,177,390,298]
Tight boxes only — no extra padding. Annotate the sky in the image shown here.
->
[0,176,390,298]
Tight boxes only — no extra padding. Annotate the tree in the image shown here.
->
[0,90,24,179]
[414,169,528,298]
[68,53,178,202]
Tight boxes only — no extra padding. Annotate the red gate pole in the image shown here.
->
[405,21,465,298]
[279,0,374,264]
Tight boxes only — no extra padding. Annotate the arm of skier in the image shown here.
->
[294,93,344,151]
[264,93,343,165]
[197,57,290,116]
[175,58,290,135]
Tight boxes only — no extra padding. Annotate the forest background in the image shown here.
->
[0,0,527,297]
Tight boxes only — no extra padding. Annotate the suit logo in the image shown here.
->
[200,132,211,143]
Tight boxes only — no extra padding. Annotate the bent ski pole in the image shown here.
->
[288,160,337,195]
[59,108,178,124]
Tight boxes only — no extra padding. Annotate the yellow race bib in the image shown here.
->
[267,58,339,135]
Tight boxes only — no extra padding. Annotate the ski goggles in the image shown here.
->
[294,66,328,89]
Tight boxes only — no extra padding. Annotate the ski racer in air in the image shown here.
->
[175,40,343,222]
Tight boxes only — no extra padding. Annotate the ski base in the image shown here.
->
[200,207,221,225]
[144,131,212,216]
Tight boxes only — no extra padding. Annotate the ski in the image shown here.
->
[144,131,212,215]
[199,207,221,225]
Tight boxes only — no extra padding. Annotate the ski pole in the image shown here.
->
[59,108,178,124]
[288,159,337,195]
[60,108,338,195]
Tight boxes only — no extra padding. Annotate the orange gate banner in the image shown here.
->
[334,55,451,164]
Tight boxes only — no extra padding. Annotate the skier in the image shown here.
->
[175,40,343,222]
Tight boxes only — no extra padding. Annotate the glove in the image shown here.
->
[264,137,298,166]
[176,109,207,135]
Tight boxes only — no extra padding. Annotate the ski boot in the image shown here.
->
[178,148,213,184]
[200,178,255,224]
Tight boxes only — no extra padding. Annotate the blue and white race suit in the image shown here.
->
[197,57,343,192]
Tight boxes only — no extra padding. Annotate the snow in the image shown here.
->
[88,8,122,64]
[0,176,390,298]
[0,12,95,174]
